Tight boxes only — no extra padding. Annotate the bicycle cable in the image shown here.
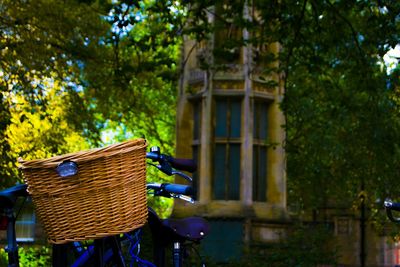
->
[124,229,156,267]
[187,242,206,267]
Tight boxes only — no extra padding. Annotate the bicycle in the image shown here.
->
[0,145,209,267]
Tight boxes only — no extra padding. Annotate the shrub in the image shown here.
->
[0,245,51,267]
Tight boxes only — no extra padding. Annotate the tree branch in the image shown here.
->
[282,0,308,93]
[326,0,366,62]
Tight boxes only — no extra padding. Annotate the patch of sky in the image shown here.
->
[83,37,90,46]
[100,120,134,145]
[98,38,106,45]
[89,101,97,110]
[382,44,400,74]
[66,81,84,93]
[357,33,365,43]
[169,1,186,16]
[379,6,388,14]
[168,1,179,14]
[69,59,85,70]
[104,3,146,37]
[330,59,341,68]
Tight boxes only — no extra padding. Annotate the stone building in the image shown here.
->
[172,3,287,262]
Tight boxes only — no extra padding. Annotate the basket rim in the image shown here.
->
[18,138,147,169]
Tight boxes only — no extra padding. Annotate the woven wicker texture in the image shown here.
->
[19,139,148,244]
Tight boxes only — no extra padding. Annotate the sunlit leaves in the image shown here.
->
[81,0,181,154]
[2,80,90,185]
[0,0,109,186]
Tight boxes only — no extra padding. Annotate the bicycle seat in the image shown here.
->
[0,184,28,209]
[162,217,210,242]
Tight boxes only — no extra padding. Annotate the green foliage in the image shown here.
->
[2,85,90,186]
[0,248,5,266]
[0,0,107,186]
[0,0,181,189]
[81,0,182,154]
[18,246,51,267]
[0,0,182,228]
[259,223,338,267]
[0,246,51,267]
[277,1,400,216]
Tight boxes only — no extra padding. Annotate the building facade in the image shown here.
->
[172,3,287,262]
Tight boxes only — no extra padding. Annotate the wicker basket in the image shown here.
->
[18,139,148,244]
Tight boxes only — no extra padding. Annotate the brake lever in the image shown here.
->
[149,187,169,198]
[172,170,193,182]
[148,162,173,176]
[149,189,194,203]
[148,162,193,182]
[171,193,195,203]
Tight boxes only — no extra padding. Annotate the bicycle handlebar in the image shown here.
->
[384,199,400,223]
[147,183,193,195]
[145,147,196,202]
[146,152,197,173]
[166,157,197,173]
[0,184,28,209]
[147,183,194,203]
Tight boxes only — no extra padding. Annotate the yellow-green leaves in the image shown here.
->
[2,81,89,183]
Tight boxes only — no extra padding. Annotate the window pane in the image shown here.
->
[192,145,200,200]
[229,144,241,200]
[230,100,241,138]
[213,144,226,200]
[253,146,267,202]
[254,102,268,140]
[253,103,258,138]
[213,98,242,201]
[193,101,202,140]
[215,100,227,137]
[259,104,268,140]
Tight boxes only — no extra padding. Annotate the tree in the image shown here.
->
[0,0,108,186]
[80,0,184,152]
[273,0,400,215]
[4,82,91,186]
[0,0,183,188]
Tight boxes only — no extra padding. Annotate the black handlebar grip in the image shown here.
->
[146,152,197,173]
[164,183,193,196]
[146,152,159,161]
[385,199,400,211]
[391,202,400,211]
[167,157,197,173]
